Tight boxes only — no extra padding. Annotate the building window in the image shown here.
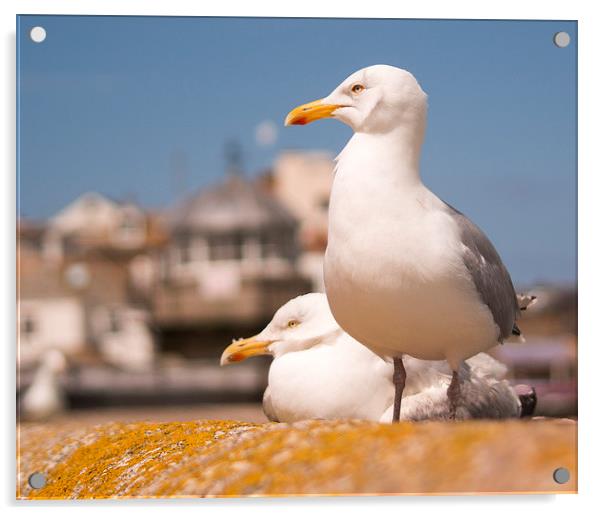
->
[119,215,140,235]
[261,231,282,259]
[242,236,261,261]
[208,233,243,261]
[108,310,121,333]
[178,239,191,264]
[231,233,243,260]
[114,210,145,248]
[21,314,36,335]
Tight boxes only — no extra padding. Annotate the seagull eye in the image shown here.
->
[351,83,365,95]
[287,320,300,328]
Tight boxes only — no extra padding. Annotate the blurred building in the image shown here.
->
[154,172,311,358]
[19,242,86,367]
[18,193,166,377]
[261,150,334,291]
[18,165,313,408]
[42,192,164,261]
[17,152,578,417]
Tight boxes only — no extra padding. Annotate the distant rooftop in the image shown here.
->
[167,175,298,234]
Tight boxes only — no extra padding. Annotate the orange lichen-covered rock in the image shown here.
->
[17,419,576,499]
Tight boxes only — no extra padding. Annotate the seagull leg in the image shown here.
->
[447,370,461,420]
[392,357,406,423]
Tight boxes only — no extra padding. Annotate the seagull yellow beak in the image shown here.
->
[220,336,272,366]
[284,98,344,126]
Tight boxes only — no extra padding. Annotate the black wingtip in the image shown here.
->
[515,384,537,417]
[512,324,522,336]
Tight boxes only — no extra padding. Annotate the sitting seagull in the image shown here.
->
[285,65,522,421]
[221,293,536,423]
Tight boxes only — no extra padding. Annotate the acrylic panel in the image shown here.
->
[16,15,577,498]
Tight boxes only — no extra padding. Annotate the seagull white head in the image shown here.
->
[220,293,341,365]
[285,64,427,134]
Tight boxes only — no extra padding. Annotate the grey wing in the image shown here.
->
[262,387,279,422]
[397,380,520,421]
[466,352,508,381]
[445,203,520,342]
[459,378,522,419]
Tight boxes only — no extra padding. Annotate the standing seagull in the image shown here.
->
[285,64,520,421]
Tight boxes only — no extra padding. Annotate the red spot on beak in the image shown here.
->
[228,353,245,362]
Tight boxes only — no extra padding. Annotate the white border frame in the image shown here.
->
[3,1,599,512]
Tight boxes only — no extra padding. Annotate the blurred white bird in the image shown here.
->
[221,294,536,423]
[20,349,68,421]
[97,309,155,372]
[285,65,523,421]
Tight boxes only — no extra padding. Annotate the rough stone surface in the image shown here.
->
[17,419,577,499]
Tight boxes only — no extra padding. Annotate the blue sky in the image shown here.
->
[17,16,576,286]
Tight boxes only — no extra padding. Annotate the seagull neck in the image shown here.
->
[319,327,344,345]
[345,125,425,188]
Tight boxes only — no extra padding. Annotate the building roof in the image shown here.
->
[19,248,75,299]
[19,245,130,304]
[168,175,298,234]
